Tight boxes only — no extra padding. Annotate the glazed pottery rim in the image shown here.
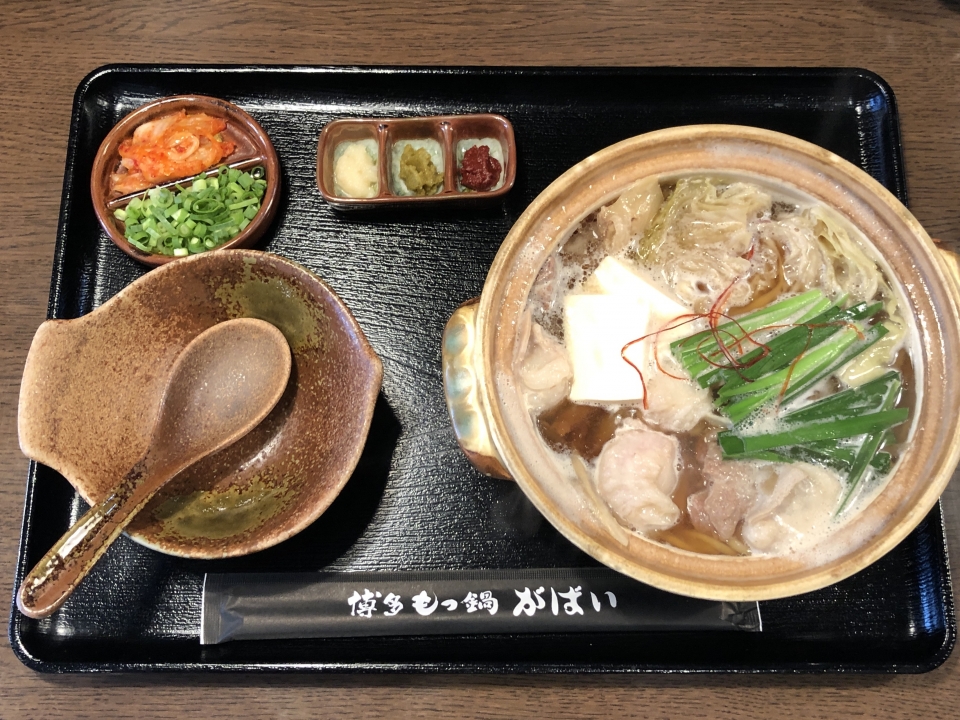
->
[90,94,281,267]
[476,124,960,601]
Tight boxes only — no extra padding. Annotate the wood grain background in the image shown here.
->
[3,1,960,717]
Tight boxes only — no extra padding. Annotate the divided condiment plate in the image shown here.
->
[317,113,516,208]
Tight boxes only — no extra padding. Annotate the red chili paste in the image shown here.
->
[460,145,502,191]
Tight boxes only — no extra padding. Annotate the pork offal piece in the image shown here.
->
[515,312,572,415]
[742,462,842,554]
[687,443,768,541]
[595,420,680,533]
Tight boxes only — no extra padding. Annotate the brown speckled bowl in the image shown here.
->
[18,250,382,558]
[91,95,281,267]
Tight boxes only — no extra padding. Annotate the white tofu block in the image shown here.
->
[592,257,689,323]
[592,255,692,347]
[564,294,650,403]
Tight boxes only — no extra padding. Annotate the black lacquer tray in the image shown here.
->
[10,66,955,673]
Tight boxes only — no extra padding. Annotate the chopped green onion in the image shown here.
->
[191,198,223,215]
[722,324,888,424]
[731,443,892,473]
[707,302,879,392]
[115,165,266,256]
[835,373,904,513]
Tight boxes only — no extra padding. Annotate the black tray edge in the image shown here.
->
[931,497,958,667]
[58,63,914,228]
[7,64,954,675]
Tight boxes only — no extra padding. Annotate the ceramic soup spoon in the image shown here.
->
[17,317,291,619]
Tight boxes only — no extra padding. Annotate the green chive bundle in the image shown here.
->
[672,291,908,512]
[113,165,267,257]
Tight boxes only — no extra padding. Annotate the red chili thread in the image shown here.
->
[621,278,766,407]
[776,325,815,406]
[620,352,650,409]
[622,313,704,408]
[773,320,865,405]
[617,277,859,410]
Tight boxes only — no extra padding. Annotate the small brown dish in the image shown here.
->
[18,250,383,559]
[317,114,516,208]
[91,95,281,267]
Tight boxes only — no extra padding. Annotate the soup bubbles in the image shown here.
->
[513,175,917,558]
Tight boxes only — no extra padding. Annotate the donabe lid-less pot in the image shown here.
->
[474,125,960,601]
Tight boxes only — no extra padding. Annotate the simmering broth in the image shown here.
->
[513,174,918,557]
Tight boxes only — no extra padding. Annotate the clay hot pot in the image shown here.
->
[442,125,960,601]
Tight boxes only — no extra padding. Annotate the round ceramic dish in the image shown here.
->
[442,124,960,601]
[91,95,281,267]
[19,250,382,559]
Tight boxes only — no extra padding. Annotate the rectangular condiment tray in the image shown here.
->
[317,113,516,207]
[10,66,954,673]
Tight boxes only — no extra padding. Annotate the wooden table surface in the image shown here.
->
[4,1,960,717]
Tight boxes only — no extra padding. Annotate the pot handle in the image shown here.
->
[442,298,513,480]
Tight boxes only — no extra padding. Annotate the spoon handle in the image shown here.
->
[17,459,162,619]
